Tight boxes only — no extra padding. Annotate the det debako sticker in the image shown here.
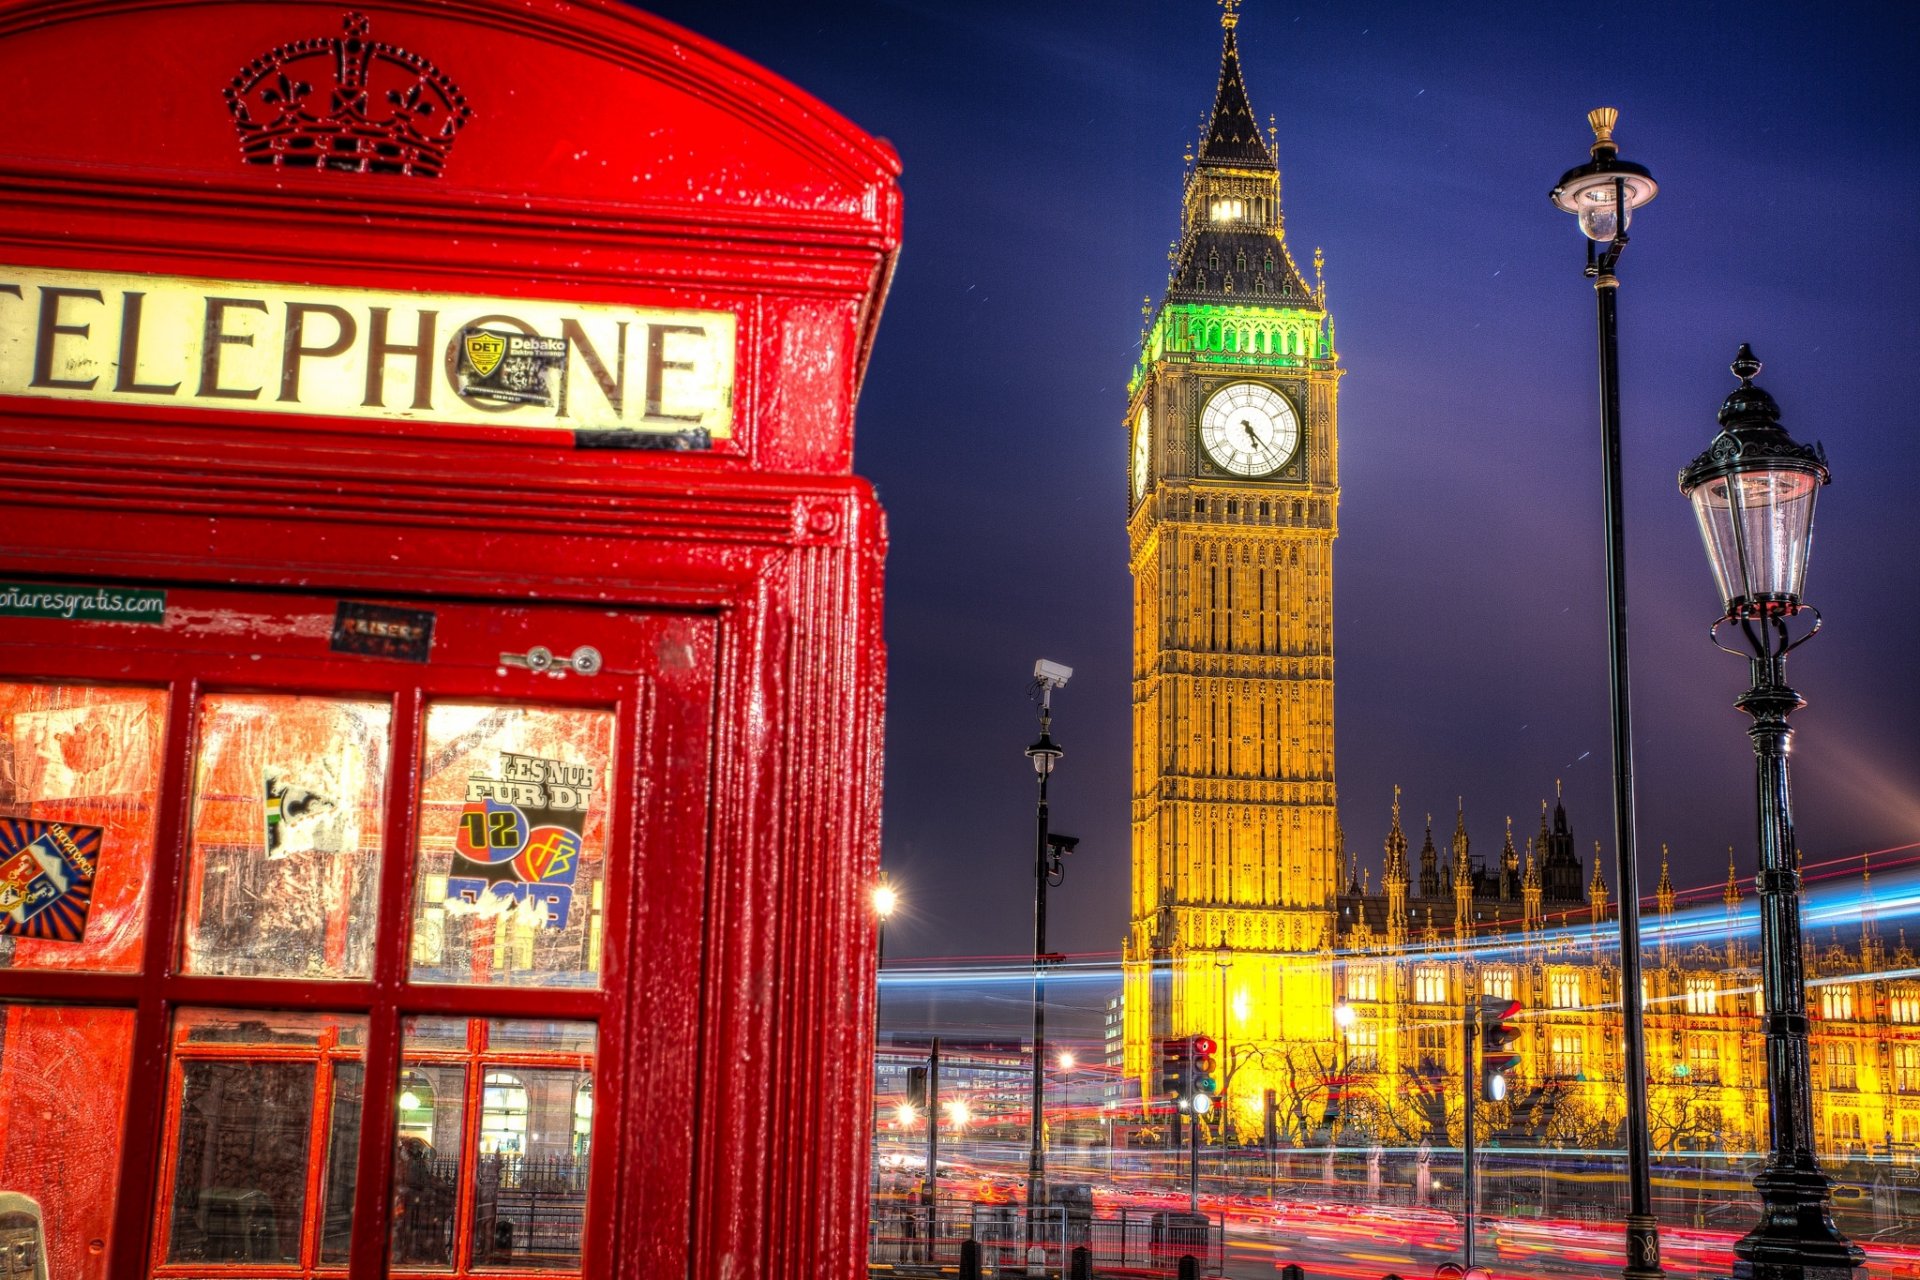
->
[457,328,568,407]
[447,751,594,929]
[0,817,104,942]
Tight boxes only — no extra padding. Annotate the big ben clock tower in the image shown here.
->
[1122,0,1342,1126]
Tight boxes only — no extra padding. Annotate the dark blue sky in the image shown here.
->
[645,0,1920,962]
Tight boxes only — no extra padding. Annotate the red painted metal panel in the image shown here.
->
[0,0,895,1273]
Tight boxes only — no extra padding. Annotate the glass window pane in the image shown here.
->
[409,705,615,988]
[393,1061,466,1268]
[0,1004,137,1280]
[390,1016,595,1273]
[318,1062,363,1264]
[160,1009,367,1267]
[0,682,167,973]
[182,694,392,979]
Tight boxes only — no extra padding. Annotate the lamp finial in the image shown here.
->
[1731,343,1762,387]
[1588,106,1618,144]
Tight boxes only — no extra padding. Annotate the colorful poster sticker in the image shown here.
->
[0,817,104,942]
[448,751,592,929]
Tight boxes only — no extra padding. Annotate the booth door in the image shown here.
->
[0,585,714,1280]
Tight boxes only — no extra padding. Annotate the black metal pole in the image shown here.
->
[1189,1100,1201,1215]
[1026,707,1052,1215]
[1591,229,1663,1280]
[1732,638,1861,1280]
[1463,996,1476,1272]
[925,1036,941,1263]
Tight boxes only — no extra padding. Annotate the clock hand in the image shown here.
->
[1242,419,1273,455]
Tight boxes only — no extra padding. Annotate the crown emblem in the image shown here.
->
[225,12,472,178]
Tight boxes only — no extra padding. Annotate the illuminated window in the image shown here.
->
[397,1069,437,1145]
[481,1070,530,1156]
[1414,1023,1448,1072]
[573,1080,595,1159]
[1892,987,1920,1024]
[1895,1044,1920,1094]
[1685,977,1718,1015]
[1831,1111,1862,1146]
[1821,984,1855,1021]
[1550,971,1583,1010]
[1685,1038,1719,1083]
[1345,967,1379,1002]
[1826,1040,1858,1091]
[1344,1022,1379,1071]
[1209,197,1246,223]
[1414,967,1446,1004]
[1481,969,1513,1001]
[1549,1033,1583,1080]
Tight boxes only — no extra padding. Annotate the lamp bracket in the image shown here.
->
[1710,605,1820,661]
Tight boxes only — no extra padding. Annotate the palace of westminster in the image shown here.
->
[1118,1,1919,1162]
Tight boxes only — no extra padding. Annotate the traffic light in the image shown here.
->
[1189,1035,1219,1115]
[1478,997,1522,1101]
[1157,1036,1190,1103]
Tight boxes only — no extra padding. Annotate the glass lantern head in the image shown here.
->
[1550,107,1658,241]
[1679,346,1829,619]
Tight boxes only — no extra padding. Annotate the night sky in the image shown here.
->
[644,0,1920,964]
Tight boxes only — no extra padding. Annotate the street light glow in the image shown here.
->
[1334,1001,1357,1029]
[872,881,898,919]
[1057,1051,1074,1070]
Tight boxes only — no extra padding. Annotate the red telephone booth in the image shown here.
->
[0,2,900,1277]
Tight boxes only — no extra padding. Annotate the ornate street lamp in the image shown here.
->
[1549,107,1662,1280]
[1679,347,1861,1280]
[1024,659,1072,1215]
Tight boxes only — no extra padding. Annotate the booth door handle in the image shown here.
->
[501,645,603,676]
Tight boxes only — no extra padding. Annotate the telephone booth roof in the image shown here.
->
[0,0,903,485]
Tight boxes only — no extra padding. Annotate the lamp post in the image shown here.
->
[1332,1001,1355,1145]
[1549,106,1663,1280]
[870,877,898,1207]
[1678,347,1861,1280]
[873,877,898,969]
[1025,659,1073,1215]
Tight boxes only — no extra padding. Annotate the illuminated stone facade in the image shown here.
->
[1120,7,1920,1165]
[1121,2,1343,1108]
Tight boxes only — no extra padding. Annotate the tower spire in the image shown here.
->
[1197,0,1274,168]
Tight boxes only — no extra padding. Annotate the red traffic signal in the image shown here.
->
[1478,997,1522,1101]
[1190,1034,1220,1098]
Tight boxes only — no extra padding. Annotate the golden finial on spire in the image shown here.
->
[1220,0,1242,32]
[1392,783,1401,820]
[1555,777,1563,798]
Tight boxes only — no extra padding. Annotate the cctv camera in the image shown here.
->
[1033,658,1073,687]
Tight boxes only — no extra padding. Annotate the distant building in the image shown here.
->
[1118,2,1919,1166]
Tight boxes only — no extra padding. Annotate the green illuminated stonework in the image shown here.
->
[1131,302,1333,390]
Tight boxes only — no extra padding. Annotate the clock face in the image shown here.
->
[1132,403,1152,502]
[1199,382,1299,477]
